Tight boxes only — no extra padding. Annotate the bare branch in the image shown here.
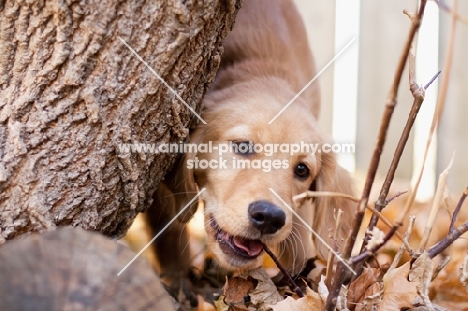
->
[402,0,459,228]
[262,244,304,298]
[427,221,468,258]
[324,2,429,309]
[418,156,454,251]
[325,209,344,288]
[356,46,441,277]
[449,187,468,233]
[386,190,409,204]
[424,70,442,90]
[388,216,416,272]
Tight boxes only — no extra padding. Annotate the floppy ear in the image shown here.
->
[148,129,202,227]
[144,132,201,278]
[312,152,357,259]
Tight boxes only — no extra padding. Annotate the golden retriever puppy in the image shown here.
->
[146,0,356,283]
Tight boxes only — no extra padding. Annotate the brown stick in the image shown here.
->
[360,65,440,262]
[400,0,459,233]
[428,222,468,258]
[324,2,428,310]
[262,244,304,298]
[449,187,468,234]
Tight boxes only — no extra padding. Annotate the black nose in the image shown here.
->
[248,200,286,234]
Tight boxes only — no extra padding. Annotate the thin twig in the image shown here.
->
[262,244,304,298]
[293,191,359,203]
[427,187,468,258]
[388,215,416,273]
[449,187,468,234]
[296,191,409,246]
[418,156,454,251]
[401,0,458,231]
[364,205,409,249]
[363,61,440,257]
[424,71,441,90]
[428,221,468,258]
[325,3,428,309]
[325,209,344,288]
[432,256,450,281]
[355,54,440,277]
[385,190,409,204]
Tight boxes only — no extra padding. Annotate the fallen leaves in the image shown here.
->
[380,262,419,310]
[215,268,282,311]
[270,287,324,311]
[429,254,468,310]
[223,276,258,308]
[347,268,381,311]
[409,252,434,308]
[122,184,468,311]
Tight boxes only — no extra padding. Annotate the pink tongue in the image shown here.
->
[233,237,264,256]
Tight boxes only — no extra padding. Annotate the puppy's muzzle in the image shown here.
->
[248,200,286,234]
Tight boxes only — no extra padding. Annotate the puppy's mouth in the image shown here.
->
[210,217,264,259]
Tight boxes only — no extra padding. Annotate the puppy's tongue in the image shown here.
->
[233,237,264,257]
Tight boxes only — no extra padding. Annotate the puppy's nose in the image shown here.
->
[248,200,286,234]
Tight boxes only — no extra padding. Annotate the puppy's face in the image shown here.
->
[189,82,324,271]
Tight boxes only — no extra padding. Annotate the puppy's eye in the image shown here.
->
[231,141,254,155]
[294,163,310,179]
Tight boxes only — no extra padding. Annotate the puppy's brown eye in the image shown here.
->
[232,141,254,155]
[294,163,309,179]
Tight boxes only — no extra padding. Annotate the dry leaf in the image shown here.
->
[347,267,381,311]
[380,262,419,310]
[409,252,434,308]
[223,276,258,306]
[430,254,468,310]
[241,267,283,309]
[270,287,323,311]
[361,293,382,311]
[221,268,282,311]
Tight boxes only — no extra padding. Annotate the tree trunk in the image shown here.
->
[0,0,241,243]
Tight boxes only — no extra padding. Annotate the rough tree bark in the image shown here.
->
[0,0,241,243]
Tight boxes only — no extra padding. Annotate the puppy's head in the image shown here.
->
[179,79,355,273]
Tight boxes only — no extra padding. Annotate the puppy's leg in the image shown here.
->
[145,183,191,282]
[145,155,198,287]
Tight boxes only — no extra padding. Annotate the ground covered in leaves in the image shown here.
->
[124,187,468,311]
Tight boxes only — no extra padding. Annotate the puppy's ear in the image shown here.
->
[159,154,198,222]
[312,152,357,259]
[150,130,202,224]
[144,133,201,279]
